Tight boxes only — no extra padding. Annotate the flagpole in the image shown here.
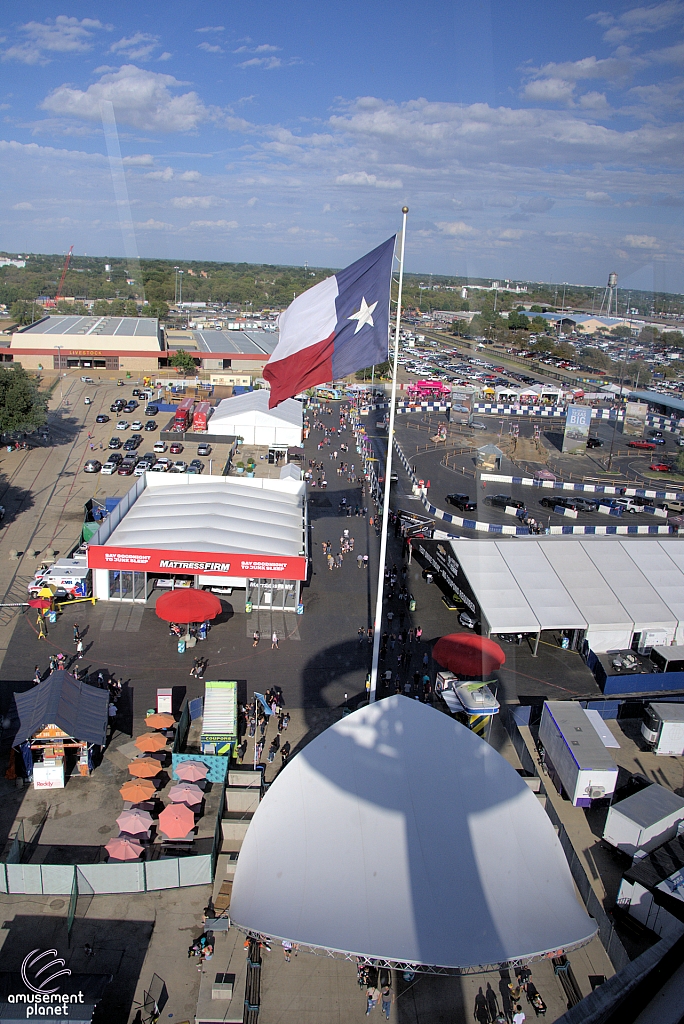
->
[369,207,408,704]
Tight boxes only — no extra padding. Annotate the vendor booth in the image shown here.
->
[10,669,109,786]
[209,390,302,447]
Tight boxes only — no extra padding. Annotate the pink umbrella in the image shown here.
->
[105,836,144,861]
[116,809,153,836]
[168,782,203,806]
[174,760,209,783]
[158,803,195,840]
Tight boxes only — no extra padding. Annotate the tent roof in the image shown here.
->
[449,542,540,633]
[211,389,302,430]
[11,669,109,746]
[104,477,305,557]
[230,697,596,969]
[496,544,586,631]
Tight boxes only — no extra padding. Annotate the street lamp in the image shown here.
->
[54,346,63,402]
[173,266,179,305]
[178,270,184,307]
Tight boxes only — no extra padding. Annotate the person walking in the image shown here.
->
[255,737,265,762]
[271,631,279,650]
[366,987,380,1015]
[73,623,80,644]
[280,740,291,766]
[252,630,260,647]
[357,554,363,569]
[33,666,41,686]
[280,712,290,731]
[380,984,394,1020]
[363,554,368,569]
[512,1006,526,1024]
[76,638,84,659]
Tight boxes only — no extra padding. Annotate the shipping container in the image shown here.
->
[641,703,684,756]
[539,701,618,807]
[192,401,212,433]
[603,783,684,856]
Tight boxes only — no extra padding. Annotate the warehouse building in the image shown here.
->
[10,314,164,372]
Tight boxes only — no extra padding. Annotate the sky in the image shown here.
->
[1,0,684,291]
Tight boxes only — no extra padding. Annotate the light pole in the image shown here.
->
[54,346,63,402]
[178,271,184,307]
[174,266,179,305]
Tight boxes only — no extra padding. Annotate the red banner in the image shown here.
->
[87,545,307,580]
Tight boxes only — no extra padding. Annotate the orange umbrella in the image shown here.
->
[120,778,157,802]
[158,803,195,840]
[145,713,175,730]
[128,757,162,778]
[105,836,144,861]
[134,733,168,753]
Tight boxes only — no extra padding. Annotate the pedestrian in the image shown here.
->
[253,630,260,647]
[267,735,280,763]
[366,986,380,1016]
[76,639,84,659]
[33,665,41,686]
[49,654,56,673]
[282,940,293,961]
[73,623,80,644]
[271,631,279,650]
[190,657,200,678]
[357,554,363,569]
[363,554,368,569]
[281,712,290,731]
[512,1006,526,1024]
[237,740,247,763]
[358,627,365,643]
[386,609,394,625]
[422,652,429,668]
[415,626,423,641]
[281,740,291,766]
[380,984,394,1020]
[255,737,264,762]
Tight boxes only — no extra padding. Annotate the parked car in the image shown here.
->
[117,462,135,476]
[80,376,95,384]
[650,462,672,472]
[124,401,138,412]
[153,440,167,453]
[446,493,477,511]
[145,404,159,416]
[134,461,151,476]
[189,459,204,472]
[649,429,664,437]
[170,442,184,454]
[116,420,129,430]
[169,460,188,473]
[83,459,102,473]
[197,443,212,456]
[117,380,125,386]
[484,494,526,510]
[95,414,110,424]
[130,420,143,431]
[650,437,666,445]
[469,421,487,430]
[144,420,157,431]
[586,437,602,448]
[108,437,122,449]
[132,389,142,397]
[627,440,656,450]
[459,611,478,630]
[84,396,92,405]
[110,401,125,413]
[148,463,167,472]
[100,462,117,475]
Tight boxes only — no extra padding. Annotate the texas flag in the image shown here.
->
[263,236,395,408]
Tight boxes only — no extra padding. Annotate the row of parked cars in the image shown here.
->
[445,491,684,516]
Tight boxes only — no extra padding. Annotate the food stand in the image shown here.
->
[200,680,238,756]
[10,669,109,786]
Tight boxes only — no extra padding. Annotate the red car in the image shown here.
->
[650,462,672,472]
[628,440,656,450]
[169,442,184,454]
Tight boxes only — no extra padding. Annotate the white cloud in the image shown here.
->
[585,190,613,203]
[335,171,403,188]
[110,33,159,61]
[436,221,476,236]
[188,219,238,229]
[41,65,216,132]
[647,40,684,64]
[589,2,683,44]
[196,26,225,33]
[499,229,525,239]
[158,51,172,61]
[146,166,174,180]
[12,201,33,210]
[134,218,172,230]
[522,77,575,104]
[172,195,218,208]
[579,91,611,112]
[521,196,555,213]
[178,170,201,181]
[238,56,284,69]
[624,233,658,247]
[198,42,223,54]
[246,196,257,206]
[523,55,639,84]
[234,43,280,53]
[121,153,154,166]
[2,15,108,64]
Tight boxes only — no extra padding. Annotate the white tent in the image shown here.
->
[230,697,597,970]
[209,390,302,447]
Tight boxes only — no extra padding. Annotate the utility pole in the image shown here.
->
[606,359,626,472]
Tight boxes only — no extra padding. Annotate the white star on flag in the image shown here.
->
[348,296,378,334]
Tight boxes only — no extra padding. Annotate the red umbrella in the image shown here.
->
[28,598,52,609]
[432,633,505,679]
[174,760,209,783]
[158,803,195,840]
[105,836,144,861]
[155,589,222,624]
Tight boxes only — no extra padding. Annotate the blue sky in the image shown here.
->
[1,1,684,290]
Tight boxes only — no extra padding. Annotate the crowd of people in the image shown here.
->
[235,689,292,769]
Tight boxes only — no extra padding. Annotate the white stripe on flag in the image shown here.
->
[270,275,339,365]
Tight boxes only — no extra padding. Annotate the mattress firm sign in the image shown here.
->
[88,545,307,580]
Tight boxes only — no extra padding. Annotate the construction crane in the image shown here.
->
[46,246,74,308]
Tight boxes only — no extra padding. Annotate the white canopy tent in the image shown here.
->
[496,543,586,632]
[209,390,302,447]
[449,542,540,635]
[230,697,597,971]
[626,541,684,645]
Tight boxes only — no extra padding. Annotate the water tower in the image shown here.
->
[600,272,618,316]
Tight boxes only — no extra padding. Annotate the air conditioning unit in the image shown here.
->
[587,786,605,800]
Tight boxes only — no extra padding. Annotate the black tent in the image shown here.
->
[10,669,109,747]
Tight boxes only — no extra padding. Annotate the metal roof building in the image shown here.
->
[10,314,163,372]
[230,696,597,971]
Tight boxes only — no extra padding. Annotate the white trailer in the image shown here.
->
[539,701,618,807]
[603,784,684,857]
[641,703,684,756]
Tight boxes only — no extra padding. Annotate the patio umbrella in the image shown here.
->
[145,712,175,730]
[134,733,168,753]
[155,588,222,624]
[432,633,506,679]
[158,803,195,840]
[168,782,203,806]
[105,836,144,861]
[128,757,162,778]
[174,760,209,783]
[116,808,153,835]
[120,778,157,802]
[28,598,52,610]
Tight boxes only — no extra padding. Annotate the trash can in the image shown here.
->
[296,602,304,615]
[245,601,252,614]
[177,639,186,654]
[409,597,416,612]
[47,611,57,624]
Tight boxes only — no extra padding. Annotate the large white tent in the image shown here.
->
[230,696,597,971]
[209,389,302,447]
[422,537,684,652]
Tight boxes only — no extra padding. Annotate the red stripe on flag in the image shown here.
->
[263,332,335,408]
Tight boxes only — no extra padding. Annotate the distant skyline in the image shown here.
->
[2,1,683,291]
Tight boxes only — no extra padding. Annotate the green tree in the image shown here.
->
[677,449,684,476]
[169,349,198,375]
[530,305,542,313]
[147,299,169,321]
[530,316,549,333]
[554,342,576,360]
[534,336,555,354]
[92,299,110,316]
[581,347,613,371]
[356,361,391,381]
[609,324,632,339]
[661,331,684,350]
[9,300,37,326]
[0,366,47,433]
